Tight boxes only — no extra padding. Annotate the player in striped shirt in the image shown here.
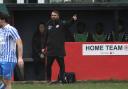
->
[0,12,24,89]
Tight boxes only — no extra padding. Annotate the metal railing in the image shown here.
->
[1,0,128,4]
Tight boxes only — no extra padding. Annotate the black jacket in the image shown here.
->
[44,19,75,56]
[32,31,45,60]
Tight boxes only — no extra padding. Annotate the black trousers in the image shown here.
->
[34,57,46,80]
[47,56,65,81]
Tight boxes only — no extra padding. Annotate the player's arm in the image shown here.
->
[16,39,24,65]
[10,27,24,65]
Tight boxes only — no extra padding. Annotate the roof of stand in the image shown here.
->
[0,4,9,15]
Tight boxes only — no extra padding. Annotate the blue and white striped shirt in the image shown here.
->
[0,24,20,63]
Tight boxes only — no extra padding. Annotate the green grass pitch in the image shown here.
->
[12,82,128,89]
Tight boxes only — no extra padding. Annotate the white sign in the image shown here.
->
[38,0,45,4]
[0,0,3,3]
[82,44,128,56]
[17,0,24,4]
[64,0,71,3]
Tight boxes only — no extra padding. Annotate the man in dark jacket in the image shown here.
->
[43,10,77,83]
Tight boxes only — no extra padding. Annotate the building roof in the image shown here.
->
[0,4,9,15]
